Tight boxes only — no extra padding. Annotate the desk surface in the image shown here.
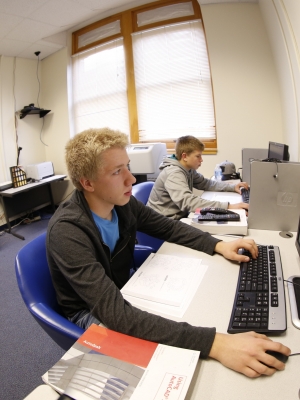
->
[157,229,300,400]
[24,385,59,400]
[0,175,66,197]
[24,228,300,400]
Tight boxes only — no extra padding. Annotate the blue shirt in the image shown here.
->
[91,209,119,253]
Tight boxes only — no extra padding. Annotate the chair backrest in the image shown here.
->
[132,181,155,205]
[132,181,164,252]
[15,232,154,351]
[15,232,84,351]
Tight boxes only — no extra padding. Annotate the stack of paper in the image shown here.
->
[121,253,207,318]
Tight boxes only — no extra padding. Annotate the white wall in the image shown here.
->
[200,2,283,176]
[41,47,74,203]
[259,0,300,162]
[0,57,47,180]
[0,56,51,225]
[42,47,71,171]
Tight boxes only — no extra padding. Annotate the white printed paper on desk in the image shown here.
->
[121,253,207,317]
[200,190,242,204]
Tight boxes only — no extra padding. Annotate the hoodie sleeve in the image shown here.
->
[133,195,221,255]
[192,170,236,192]
[164,169,234,214]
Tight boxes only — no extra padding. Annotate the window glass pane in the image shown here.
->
[132,20,216,141]
[78,20,121,48]
[72,38,130,136]
[137,2,194,27]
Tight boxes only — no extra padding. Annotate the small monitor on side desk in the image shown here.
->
[267,141,289,161]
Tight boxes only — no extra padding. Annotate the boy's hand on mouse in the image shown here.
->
[208,332,291,378]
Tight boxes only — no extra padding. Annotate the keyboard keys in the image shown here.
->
[241,187,250,203]
[227,245,287,334]
[197,213,240,221]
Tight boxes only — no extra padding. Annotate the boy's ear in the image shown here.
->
[181,152,187,161]
[79,177,94,192]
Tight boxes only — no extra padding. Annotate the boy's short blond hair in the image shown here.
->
[175,136,205,160]
[65,127,129,191]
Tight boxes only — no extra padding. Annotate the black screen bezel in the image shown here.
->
[268,141,289,161]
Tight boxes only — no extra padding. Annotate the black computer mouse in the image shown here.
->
[265,350,289,364]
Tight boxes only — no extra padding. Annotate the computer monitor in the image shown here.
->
[287,215,300,328]
[268,141,289,161]
[248,161,300,231]
[242,148,268,183]
[296,216,300,257]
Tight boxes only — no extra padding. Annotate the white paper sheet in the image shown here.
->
[200,191,242,204]
[121,254,207,317]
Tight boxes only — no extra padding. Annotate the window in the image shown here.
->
[72,0,217,153]
[72,38,130,135]
[132,20,215,142]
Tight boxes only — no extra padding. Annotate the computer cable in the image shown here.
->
[284,279,300,288]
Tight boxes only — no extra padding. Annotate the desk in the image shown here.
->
[23,385,59,400]
[0,175,66,240]
[157,230,300,400]
[24,229,300,400]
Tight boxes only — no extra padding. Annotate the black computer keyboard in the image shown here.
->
[241,187,250,203]
[227,245,287,334]
[197,213,240,221]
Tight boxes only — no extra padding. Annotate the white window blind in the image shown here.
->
[78,20,121,49]
[136,2,194,27]
[72,38,130,136]
[132,20,216,141]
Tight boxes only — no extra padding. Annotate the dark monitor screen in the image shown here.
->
[268,141,289,161]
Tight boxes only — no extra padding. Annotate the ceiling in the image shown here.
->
[0,0,257,60]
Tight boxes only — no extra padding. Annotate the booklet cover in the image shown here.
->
[42,324,199,400]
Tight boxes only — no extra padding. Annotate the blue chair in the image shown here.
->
[132,181,164,252]
[15,232,152,351]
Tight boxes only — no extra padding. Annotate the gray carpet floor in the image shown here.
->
[0,217,64,400]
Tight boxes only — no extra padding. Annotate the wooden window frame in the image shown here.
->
[72,0,217,154]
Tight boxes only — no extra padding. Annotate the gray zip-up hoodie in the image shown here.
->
[147,156,236,220]
[47,190,220,358]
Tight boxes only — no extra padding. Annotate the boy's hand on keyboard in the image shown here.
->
[228,202,249,215]
[208,332,291,378]
[234,182,249,193]
[214,238,258,262]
